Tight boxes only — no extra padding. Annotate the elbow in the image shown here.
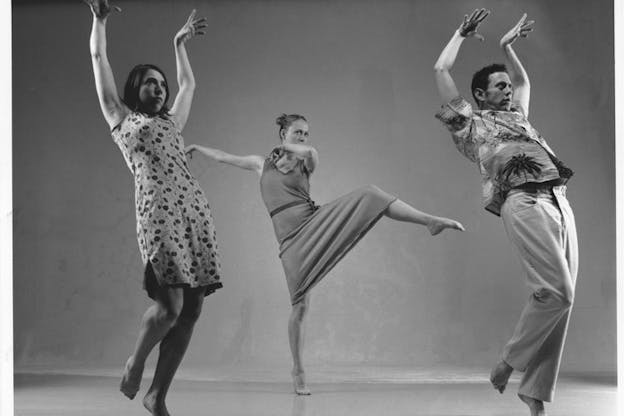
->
[90,49,105,62]
[512,79,530,90]
[179,81,196,92]
[433,65,448,74]
[309,149,319,166]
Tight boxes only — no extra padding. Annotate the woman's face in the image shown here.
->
[281,119,310,144]
[138,69,167,114]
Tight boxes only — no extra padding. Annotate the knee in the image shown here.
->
[291,299,309,322]
[535,288,573,309]
[556,284,575,308]
[177,304,203,326]
[560,291,574,308]
[362,184,382,195]
[155,303,182,326]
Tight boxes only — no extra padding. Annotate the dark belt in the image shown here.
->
[513,180,561,194]
[270,199,318,218]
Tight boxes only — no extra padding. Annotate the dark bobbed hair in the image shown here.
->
[275,113,307,140]
[123,64,170,116]
[470,63,508,105]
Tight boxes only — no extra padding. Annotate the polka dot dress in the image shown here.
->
[112,112,222,298]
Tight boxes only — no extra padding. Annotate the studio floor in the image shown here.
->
[13,367,617,416]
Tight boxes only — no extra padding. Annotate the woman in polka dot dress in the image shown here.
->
[86,2,220,414]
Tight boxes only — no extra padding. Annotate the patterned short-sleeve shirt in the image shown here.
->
[435,96,573,216]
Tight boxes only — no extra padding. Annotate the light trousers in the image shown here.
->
[500,186,578,402]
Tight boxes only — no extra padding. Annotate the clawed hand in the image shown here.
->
[459,8,490,41]
[500,13,534,47]
[175,9,208,45]
[83,0,121,19]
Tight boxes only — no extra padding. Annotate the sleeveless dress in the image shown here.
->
[260,149,396,305]
[112,112,223,299]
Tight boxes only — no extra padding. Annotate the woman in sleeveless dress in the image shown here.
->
[186,113,464,395]
[86,2,221,414]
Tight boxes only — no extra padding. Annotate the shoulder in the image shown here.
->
[435,96,476,132]
[436,96,474,117]
[164,113,184,131]
[508,104,527,117]
[111,111,138,134]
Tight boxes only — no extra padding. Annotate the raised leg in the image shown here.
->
[384,198,464,235]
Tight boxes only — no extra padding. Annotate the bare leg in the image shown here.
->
[120,279,183,400]
[519,394,546,416]
[490,360,514,393]
[384,199,464,235]
[143,287,205,416]
[289,294,310,395]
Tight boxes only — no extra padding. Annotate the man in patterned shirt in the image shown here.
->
[434,9,577,416]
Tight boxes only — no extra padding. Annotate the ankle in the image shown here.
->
[499,360,513,373]
[519,394,544,409]
[144,388,165,402]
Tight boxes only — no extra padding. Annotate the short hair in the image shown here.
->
[123,64,170,116]
[275,113,307,139]
[470,63,507,105]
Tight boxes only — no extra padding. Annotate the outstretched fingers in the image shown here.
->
[515,13,534,33]
[192,18,209,36]
[474,8,490,23]
[516,12,528,27]
[519,20,534,37]
[185,10,208,37]
[460,8,490,40]
[83,0,122,17]
[185,9,197,25]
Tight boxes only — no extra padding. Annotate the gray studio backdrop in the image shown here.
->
[13,0,615,374]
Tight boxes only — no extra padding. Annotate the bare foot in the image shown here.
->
[489,360,513,393]
[120,356,144,399]
[143,391,171,416]
[291,370,311,395]
[427,217,465,236]
[519,394,546,416]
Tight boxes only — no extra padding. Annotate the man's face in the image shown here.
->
[480,72,513,111]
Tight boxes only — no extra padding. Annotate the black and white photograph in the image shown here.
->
[5,0,620,415]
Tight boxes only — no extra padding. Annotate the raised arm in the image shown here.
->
[500,14,534,116]
[185,144,265,176]
[434,9,489,104]
[278,143,319,174]
[169,10,207,130]
[85,0,127,129]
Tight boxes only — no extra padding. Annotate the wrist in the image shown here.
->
[453,30,467,43]
[458,26,471,38]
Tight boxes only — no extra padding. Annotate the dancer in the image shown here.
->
[86,1,222,414]
[186,113,464,394]
[434,10,577,416]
